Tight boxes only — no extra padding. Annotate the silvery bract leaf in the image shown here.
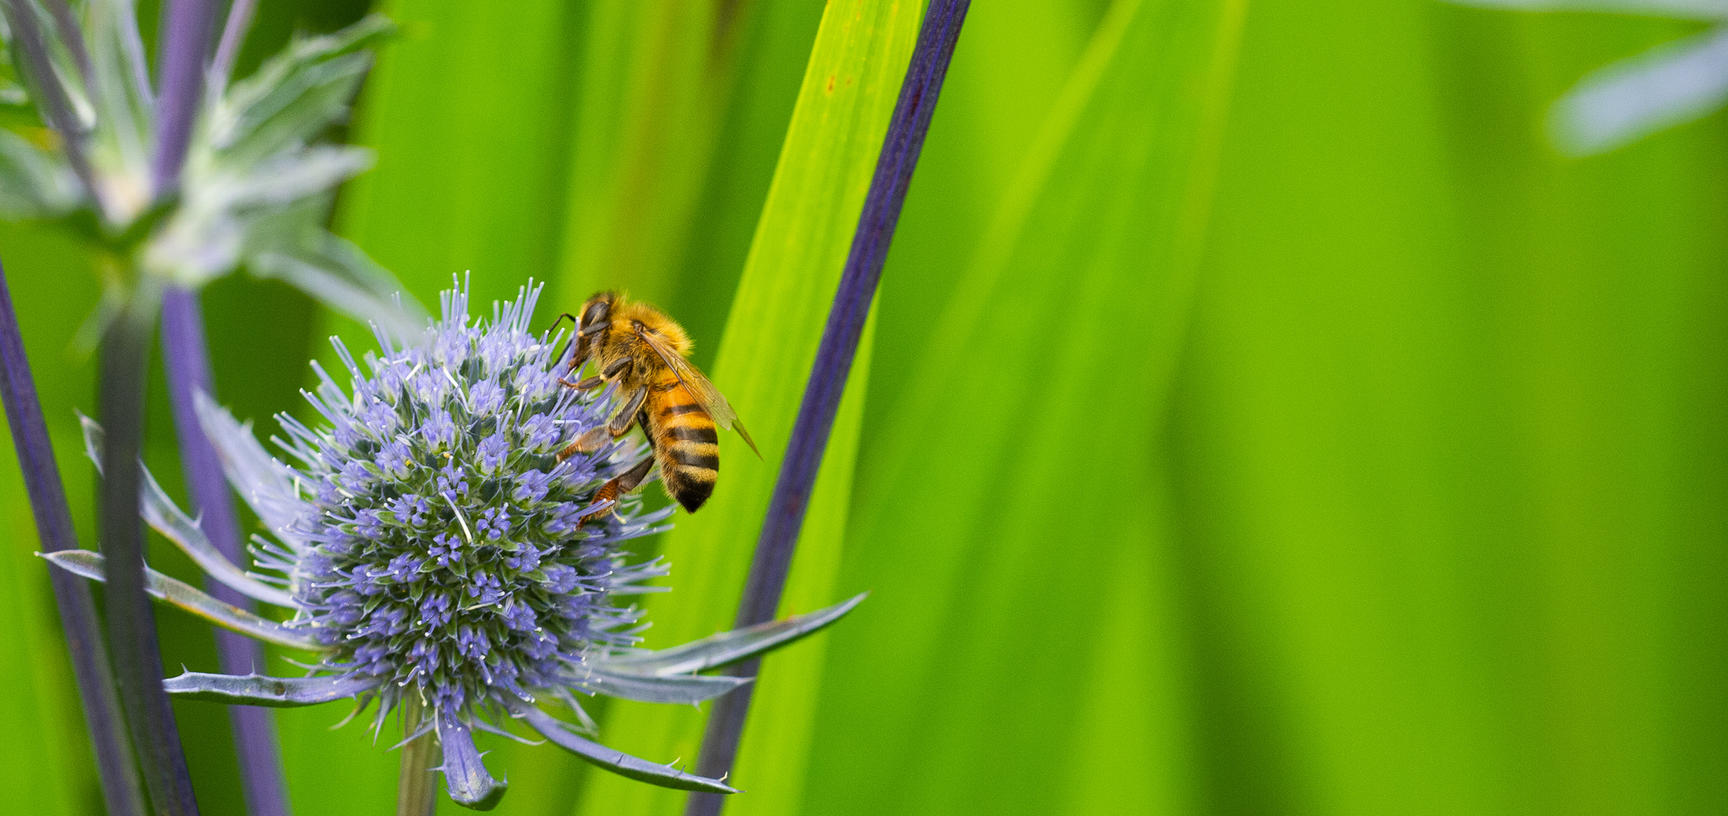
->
[0,18,26,105]
[212,145,373,211]
[1449,0,1728,19]
[190,392,309,548]
[578,666,751,705]
[248,230,426,339]
[165,671,378,708]
[514,703,738,794]
[0,129,77,217]
[207,14,392,166]
[41,550,326,651]
[81,0,153,212]
[1549,25,1728,154]
[139,203,244,284]
[595,593,866,676]
[76,413,295,607]
[145,147,373,285]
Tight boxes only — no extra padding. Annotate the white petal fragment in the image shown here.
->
[596,593,866,677]
[514,703,737,793]
[43,551,326,652]
[165,671,376,707]
[1550,26,1728,155]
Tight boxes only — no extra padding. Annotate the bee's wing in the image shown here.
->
[637,328,762,458]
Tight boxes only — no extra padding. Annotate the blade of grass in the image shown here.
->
[555,3,736,305]
[569,2,920,814]
[687,4,970,815]
[334,0,577,310]
[799,0,1246,812]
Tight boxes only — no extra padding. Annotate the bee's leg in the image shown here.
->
[555,310,613,375]
[559,357,632,391]
[582,456,656,522]
[557,386,647,460]
[608,387,648,435]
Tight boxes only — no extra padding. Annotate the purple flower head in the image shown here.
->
[56,279,865,808]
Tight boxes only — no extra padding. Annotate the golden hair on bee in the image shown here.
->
[553,291,758,515]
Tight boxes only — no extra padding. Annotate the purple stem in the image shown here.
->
[161,287,290,816]
[151,0,216,196]
[153,3,288,812]
[685,2,969,813]
[0,261,145,816]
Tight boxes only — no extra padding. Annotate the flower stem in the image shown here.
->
[100,280,201,815]
[0,259,145,816]
[685,2,970,813]
[161,285,290,816]
[396,701,440,816]
[152,0,216,196]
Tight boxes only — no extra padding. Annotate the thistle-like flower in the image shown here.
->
[49,280,860,809]
[0,6,418,333]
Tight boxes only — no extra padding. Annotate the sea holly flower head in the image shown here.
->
[0,5,418,334]
[48,279,862,809]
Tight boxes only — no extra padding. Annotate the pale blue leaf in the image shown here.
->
[436,716,508,810]
[248,231,426,340]
[514,703,737,794]
[209,15,392,165]
[192,393,309,548]
[165,670,376,708]
[77,413,295,607]
[42,550,325,652]
[1549,26,1728,154]
[577,666,750,705]
[596,593,865,676]
[0,129,77,217]
[83,0,154,188]
[215,145,373,210]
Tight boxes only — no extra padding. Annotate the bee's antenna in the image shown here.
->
[547,312,580,368]
[547,312,578,336]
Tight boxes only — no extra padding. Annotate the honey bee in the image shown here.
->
[555,291,759,513]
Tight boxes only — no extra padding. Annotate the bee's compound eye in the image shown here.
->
[581,300,610,330]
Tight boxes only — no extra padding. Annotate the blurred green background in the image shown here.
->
[2,0,1726,813]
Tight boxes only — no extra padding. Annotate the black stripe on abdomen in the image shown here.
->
[670,450,720,471]
[664,425,719,444]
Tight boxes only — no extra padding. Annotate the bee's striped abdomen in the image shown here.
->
[649,390,719,513]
